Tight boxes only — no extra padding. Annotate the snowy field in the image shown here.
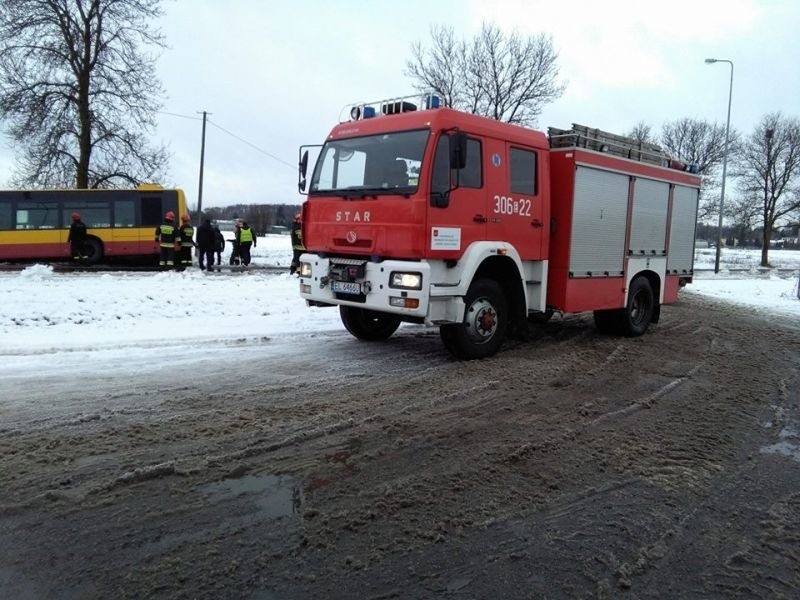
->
[0,237,798,369]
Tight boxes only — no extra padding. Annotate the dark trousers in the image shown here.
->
[177,246,192,269]
[215,251,222,265]
[199,248,215,270]
[240,242,252,265]
[70,241,86,261]
[159,246,174,268]
[290,249,303,274]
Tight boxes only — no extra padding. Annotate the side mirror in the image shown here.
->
[298,149,309,193]
[449,132,467,169]
[431,191,450,208]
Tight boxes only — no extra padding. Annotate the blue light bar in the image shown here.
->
[425,95,441,109]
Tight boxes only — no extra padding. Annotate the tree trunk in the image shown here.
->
[76,18,93,189]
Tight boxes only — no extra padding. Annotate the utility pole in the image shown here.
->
[704,58,733,274]
[197,110,209,221]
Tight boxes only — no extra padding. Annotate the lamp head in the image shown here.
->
[704,58,717,64]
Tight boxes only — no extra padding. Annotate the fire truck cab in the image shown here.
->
[298,94,700,359]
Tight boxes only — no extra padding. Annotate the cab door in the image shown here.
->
[426,134,486,260]
[485,143,546,260]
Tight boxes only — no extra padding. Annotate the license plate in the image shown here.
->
[331,280,361,295]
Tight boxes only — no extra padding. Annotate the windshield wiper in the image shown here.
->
[338,186,384,199]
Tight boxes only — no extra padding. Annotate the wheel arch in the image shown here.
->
[474,255,526,324]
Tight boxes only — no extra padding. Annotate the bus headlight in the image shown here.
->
[390,271,422,290]
[299,262,312,277]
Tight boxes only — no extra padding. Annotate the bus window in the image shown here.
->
[141,196,162,226]
[64,202,111,228]
[17,202,59,229]
[0,202,11,230]
[114,200,136,227]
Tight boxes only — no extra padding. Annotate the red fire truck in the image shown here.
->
[297,94,700,359]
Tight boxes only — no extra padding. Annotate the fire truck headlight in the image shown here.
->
[299,262,312,277]
[390,271,422,290]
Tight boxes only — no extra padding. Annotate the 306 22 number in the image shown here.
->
[493,195,532,216]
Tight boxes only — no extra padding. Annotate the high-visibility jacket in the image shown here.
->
[155,221,177,247]
[178,224,195,248]
[239,227,254,243]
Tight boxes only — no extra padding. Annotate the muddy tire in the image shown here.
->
[339,306,401,341]
[620,276,655,336]
[440,278,507,360]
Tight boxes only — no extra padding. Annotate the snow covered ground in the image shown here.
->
[1,237,798,369]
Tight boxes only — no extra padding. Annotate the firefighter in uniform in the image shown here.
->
[290,212,305,275]
[67,212,88,262]
[155,211,178,269]
[176,214,196,270]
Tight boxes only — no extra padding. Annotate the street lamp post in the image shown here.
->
[704,58,733,274]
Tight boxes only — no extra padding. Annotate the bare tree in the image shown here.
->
[407,25,464,110]
[0,0,168,189]
[627,121,655,145]
[659,118,736,222]
[406,22,565,127]
[735,112,800,266]
[725,195,761,247]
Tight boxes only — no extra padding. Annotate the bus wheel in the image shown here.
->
[83,238,104,265]
[440,278,507,360]
[620,276,654,337]
[339,306,401,341]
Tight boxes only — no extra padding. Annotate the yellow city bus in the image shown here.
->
[0,185,187,265]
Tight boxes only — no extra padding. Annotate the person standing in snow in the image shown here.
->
[213,224,225,267]
[196,218,216,271]
[155,211,179,269]
[236,219,256,266]
[290,212,305,275]
[67,212,88,262]
[175,213,196,270]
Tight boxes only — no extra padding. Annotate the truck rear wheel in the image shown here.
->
[621,276,655,336]
[339,306,401,341]
[440,278,507,360]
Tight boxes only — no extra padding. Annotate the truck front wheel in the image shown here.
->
[339,306,401,341]
[440,278,507,360]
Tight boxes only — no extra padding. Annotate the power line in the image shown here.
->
[207,118,295,170]
[160,110,296,171]
[159,110,203,121]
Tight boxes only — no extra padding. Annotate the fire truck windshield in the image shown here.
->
[310,129,428,197]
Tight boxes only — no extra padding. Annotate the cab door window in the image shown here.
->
[510,147,537,195]
[430,135,483,196]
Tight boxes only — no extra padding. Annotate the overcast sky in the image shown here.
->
[0,0,798,209]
